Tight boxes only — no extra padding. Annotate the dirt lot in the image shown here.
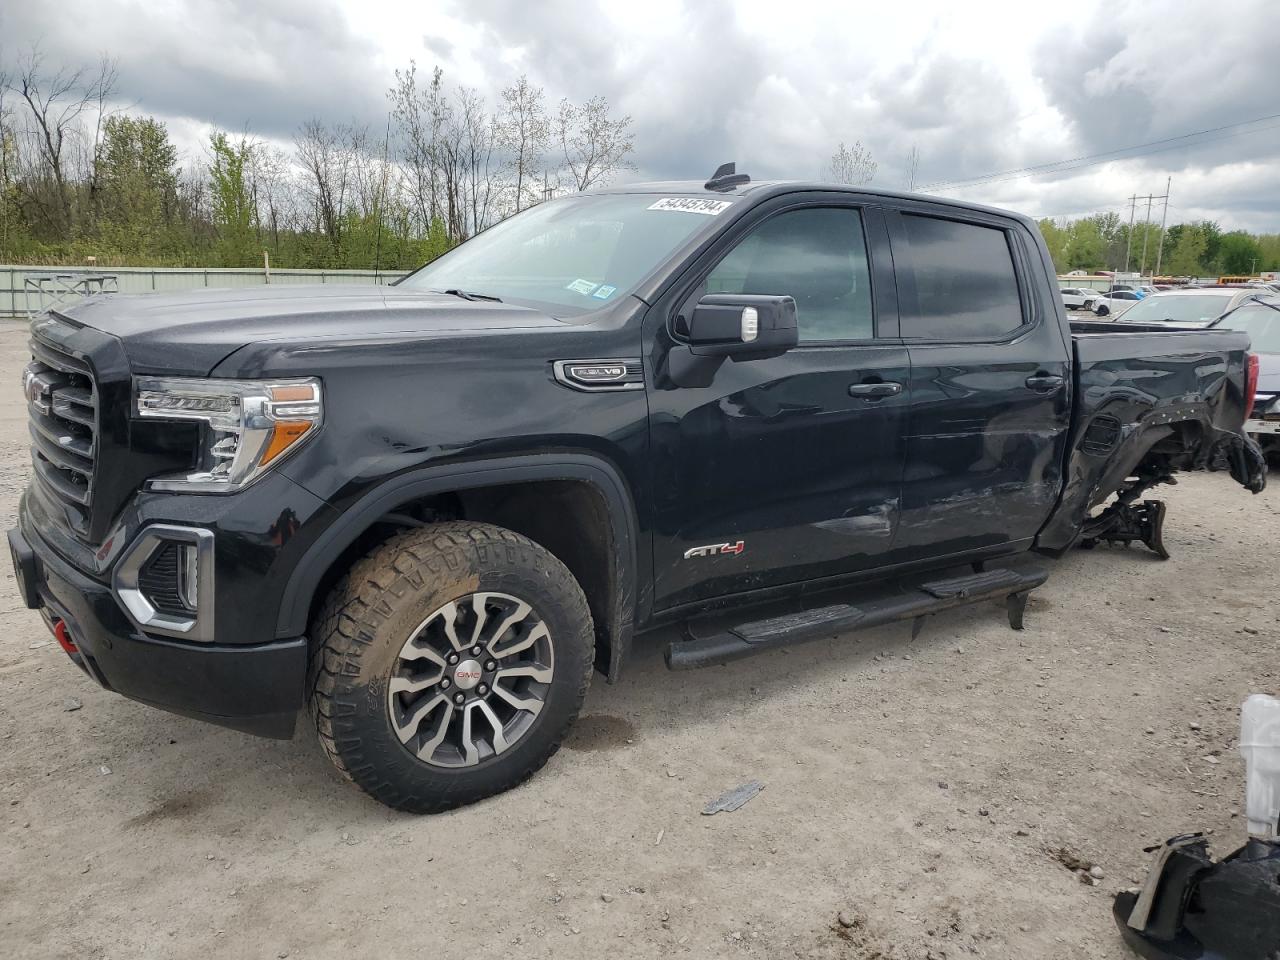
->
[0,321,1275,960]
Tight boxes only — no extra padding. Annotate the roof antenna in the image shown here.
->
[705,162,750,192]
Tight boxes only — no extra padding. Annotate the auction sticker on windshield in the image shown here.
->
[648,197,733,215]
[565,278,599,296]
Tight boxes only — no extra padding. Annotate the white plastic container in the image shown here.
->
[1240,694,1280,838]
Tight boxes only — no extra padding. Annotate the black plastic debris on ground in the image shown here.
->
[1114,833,1280,959]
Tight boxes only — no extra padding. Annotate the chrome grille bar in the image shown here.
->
[25,329,98,528]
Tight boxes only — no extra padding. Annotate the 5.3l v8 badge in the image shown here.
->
[684,540,746,559]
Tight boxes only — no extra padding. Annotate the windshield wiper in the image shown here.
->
[436,288,503,303]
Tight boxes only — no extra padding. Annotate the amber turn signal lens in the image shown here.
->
[261,421,313,465]
[269,384,318,402]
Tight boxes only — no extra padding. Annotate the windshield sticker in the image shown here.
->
[648,197,733,216]
[565,278,599,296]
[592,284,618,300]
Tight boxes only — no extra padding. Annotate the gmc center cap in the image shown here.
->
[453,659,483,690]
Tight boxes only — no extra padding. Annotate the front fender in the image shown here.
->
[274,453,641,678]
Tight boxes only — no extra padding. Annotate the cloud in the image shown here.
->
[4,0,1277,231]
[3,0,386,140]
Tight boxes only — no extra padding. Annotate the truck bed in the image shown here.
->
[1034,324,1263,552]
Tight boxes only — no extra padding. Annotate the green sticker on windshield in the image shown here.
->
[566,278,598,296]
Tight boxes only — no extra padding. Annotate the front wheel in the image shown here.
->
[309,522,594,812]
[1095,305,1110,317]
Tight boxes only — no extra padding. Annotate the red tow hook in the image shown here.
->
[51,619,78,655]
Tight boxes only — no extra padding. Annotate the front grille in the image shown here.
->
[26,332,98,532]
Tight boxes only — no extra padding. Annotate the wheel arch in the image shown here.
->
[278,455,640,681]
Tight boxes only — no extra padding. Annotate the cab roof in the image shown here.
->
[590,178,1037,228]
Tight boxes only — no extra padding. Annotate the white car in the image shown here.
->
[1111,287,1262,327]
[1060,287,1102,310]
[1092,290,1143,317]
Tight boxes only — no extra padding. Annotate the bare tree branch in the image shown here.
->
[496,75,548,211]
[827,140,877,186]
[556,96,635,192]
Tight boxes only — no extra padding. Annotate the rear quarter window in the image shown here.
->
[899,214,1025,340]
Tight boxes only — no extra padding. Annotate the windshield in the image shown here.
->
[400,194,734,316]
[1218,304,1280,353]
[1118,293,1233,324]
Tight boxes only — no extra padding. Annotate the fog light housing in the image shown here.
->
[114,525,215,642]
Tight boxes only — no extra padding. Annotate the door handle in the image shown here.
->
[1024,374,1065,393]
[848,381,903,399]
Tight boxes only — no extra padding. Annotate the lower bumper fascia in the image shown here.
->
[13,520,307,740]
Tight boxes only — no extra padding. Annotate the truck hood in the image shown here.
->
[53,285,567,375]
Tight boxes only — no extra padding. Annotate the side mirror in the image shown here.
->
[686,294,798,358]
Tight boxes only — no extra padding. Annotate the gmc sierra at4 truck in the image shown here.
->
[9,165,1266,812]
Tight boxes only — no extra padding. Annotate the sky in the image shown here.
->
[4,0,1278,232]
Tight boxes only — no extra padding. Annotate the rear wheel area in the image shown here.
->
[309,522,594,813]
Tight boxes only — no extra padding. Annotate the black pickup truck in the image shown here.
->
[9,167,1266,812]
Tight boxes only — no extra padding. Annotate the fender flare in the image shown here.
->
[276,454,640,676]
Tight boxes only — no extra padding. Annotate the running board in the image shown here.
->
[666,565,1049,671]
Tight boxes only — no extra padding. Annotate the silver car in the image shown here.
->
[1210,295,1280,457]
[1112,288,1261,327]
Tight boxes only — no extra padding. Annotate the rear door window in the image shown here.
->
[897,214,1025,340]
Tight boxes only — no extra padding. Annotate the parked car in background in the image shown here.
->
[1112,287,1262,327]
[1212,295,1280,458]
[1060,287,1101,310]
[1092,289,1143,317]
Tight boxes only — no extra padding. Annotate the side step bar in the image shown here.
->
[666,565,1048,671]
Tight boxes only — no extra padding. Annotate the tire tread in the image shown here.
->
[308,521,593,812]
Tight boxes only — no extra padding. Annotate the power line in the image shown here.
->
[918,112,1280,192]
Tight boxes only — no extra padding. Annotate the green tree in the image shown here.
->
[1257,234,1280,271]
[1065,218,1105,271]
[1038,218,1068,272]
[1166,223,1207,276]
[95,115,181,257]
[208,132,256,266]
[1198,220,1223,269]
[1218,230,1264,275]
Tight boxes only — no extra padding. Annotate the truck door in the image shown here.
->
[645,196,910,612]
[885,205,1072,562]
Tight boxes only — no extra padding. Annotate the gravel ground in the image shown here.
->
[1,321,1276,960]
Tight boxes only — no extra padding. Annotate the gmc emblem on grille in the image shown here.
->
[22,365,56,415]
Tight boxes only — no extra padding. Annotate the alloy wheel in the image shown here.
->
[387,591,555,768]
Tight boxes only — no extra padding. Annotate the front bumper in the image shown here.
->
[11,505,308,739]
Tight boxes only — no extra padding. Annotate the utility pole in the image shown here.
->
[1154,176,1172,277]
[1139,193,1154,276]
[1124,195,1137,272]
[373,111,391,282]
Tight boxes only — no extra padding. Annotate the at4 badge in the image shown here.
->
[684,540,746,559]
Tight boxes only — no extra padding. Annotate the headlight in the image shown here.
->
[135,377,322,492]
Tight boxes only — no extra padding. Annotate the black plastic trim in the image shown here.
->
[275,454,642,655]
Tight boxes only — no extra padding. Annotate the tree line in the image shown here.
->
[0,47,637,270]
[1038,212,1280,277]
